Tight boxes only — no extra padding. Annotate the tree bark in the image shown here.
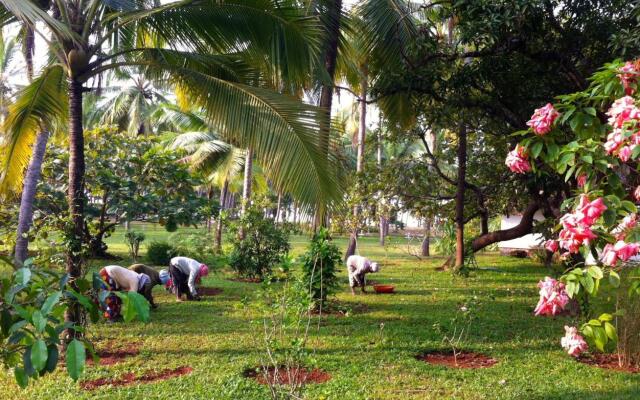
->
[346,68,367,259]
[215,178,229,253]
[422,218,431,257]
[471,201,539,252]
[65,78,85,341]
[275,192,282,223]
[13,130,50,267]
[454,123,467,269]
[240,147,253,239]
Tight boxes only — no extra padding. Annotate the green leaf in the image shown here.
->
[621,201,637,213]
[580,275,595,294]
[14,268,31,286]
[580,155,593,164]
[129,292,150,323]
[599,313,613,322]
[584,107,597,116]
[609,270,621,288]
[44,345,59,373]
[531,141,543,158]
[593,326,607,351]
[604,322,618,343]
[14,367,28,388]
[41,291,62,316]
[65,339,85,381]
[588,319,602,326]
[30,339,48,372]
[31,310,46,333]
[587,266,603,280]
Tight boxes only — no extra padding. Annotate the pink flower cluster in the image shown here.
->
[556,195,606,254]
[526,103,560,135]
[505,144,531,173]
[601,240,640,267]
[635,186,640,202]
[619,61,639,96]
[534,277,570,316]
[604,96,640,161]
[615,213,637,240]
[561,326,588,357]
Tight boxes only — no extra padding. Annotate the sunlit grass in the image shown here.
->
[1,224,639,399]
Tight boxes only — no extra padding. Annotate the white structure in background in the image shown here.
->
[498,211,546,254]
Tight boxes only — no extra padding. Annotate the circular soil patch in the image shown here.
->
[417,351,498,369]
[244,366,331,385]
[80,366,193,390]
[199,287,223,296]
[87,343,140,366]
[577,353,640,373]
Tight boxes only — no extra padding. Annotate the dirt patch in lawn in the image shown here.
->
[577,353,640,373]
[416,351,498,369]
[80,366,193,390]
[198,287,223,296]
[87,342,141,366]
[243,366,331,385]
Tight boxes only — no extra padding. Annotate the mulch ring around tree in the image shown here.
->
[416,351,498,369]
[87,342,141,366]
[80,366,193,390]
[243,366,331,385]
[198,287,223,296]
[577,353,640,373]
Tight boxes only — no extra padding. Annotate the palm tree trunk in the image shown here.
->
[275,192,282,223]
[377,125,387,246]
[240,147,253,239]
[455,123,467,269]
[65,79,85,340]
[215,179,229,253]
[14,130,49,267]
[346,69,367,259]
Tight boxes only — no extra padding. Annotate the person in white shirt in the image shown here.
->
[169,256,209,301]
[346,255,380,295]
[99,265,155,320]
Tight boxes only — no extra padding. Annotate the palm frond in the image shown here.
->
[0,64,67,195]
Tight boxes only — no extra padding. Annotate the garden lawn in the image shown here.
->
[1,227,640,399]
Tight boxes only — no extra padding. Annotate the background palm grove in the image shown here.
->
[1,0,640,399]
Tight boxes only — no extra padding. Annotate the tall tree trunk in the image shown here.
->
[65,79,85,340]
[240,147,253,239]
[14,130,50,267]
[275,192,282,223]
[215,179,229,253]
[454,123,467,269]
[377,121,387,246]
[346,68,367,259]
[421,218,431,257]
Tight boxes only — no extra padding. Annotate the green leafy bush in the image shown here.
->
[146,241,178,266]
[124,230,145,261]
[229,208,290,279]
[0,258,149,388]
[300,228,340,308]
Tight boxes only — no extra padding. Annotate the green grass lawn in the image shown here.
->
[2,225,640,399]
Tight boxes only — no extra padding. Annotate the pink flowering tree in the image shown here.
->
[509,60,640,360]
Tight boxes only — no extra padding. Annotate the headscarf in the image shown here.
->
[159,269,170,285]
[199,264,209,277]
[370,262,380,273]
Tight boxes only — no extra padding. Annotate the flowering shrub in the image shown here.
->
[509,59,640,360]
[534,277,570,316]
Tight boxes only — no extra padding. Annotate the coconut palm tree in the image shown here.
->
[0,0,341,332]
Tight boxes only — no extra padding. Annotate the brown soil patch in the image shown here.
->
[87,343,140,366]
[577,353,640,373]
[417,351,498,369]
[244,366,331,385]
[199,287,223,296]
[80,366,193,390]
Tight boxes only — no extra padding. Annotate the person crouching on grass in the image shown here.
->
[99,265,156,321]
[346,255,380,295]
[169,256,209,301]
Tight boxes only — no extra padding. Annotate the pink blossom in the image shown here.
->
[616,213,637,240]
[604,129,624,155]
[505,145,531,174]
[545,240,559,253]
[619,61,638,96]
[577,174,587,188]
[634,186,640,202]
[601,240,640,266]
[527,103,560,135]
[561,326,588,357]
[575,195,607,226]
[534,277,570,316]
[606,96,640,129]
[619,145,635,162]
